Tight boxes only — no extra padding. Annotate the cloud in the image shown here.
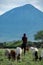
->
[0,0,43,15]
[31,0,43,12]
[0,3,19,15]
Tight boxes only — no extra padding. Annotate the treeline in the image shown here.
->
[0,40,43,48]
[28,41,43,48]
[0,30,43,48]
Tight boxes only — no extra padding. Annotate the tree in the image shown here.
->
[34,30,43,42]
[3,42,6,46]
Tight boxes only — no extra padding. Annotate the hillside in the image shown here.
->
[0,4,43,42]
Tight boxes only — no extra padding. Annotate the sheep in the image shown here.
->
[30,47,38,61]
[5,47,22,61]
[16,47,22,60]
[5,49,11,60]
[39,50,43,61]
[41,50,43,58]
[5,49,16,61]
[10,47,22,61]
[34,51,38,61]
[10,50,16,60]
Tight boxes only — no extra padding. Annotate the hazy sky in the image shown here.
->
[0,0,43,15]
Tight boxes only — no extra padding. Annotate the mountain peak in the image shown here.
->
[1,4,42,16]
[0,4,43,42]
[24,4,33,7]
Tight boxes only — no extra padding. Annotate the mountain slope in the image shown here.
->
[0,4,43,42]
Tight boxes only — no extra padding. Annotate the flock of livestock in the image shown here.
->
[5,47,43,61]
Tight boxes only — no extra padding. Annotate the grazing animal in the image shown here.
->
[10,50,16,60]
[5,49,16,60]
[16,47,22,60]
[5,47,22,61]
[39,56,42,61]
[30,47,38,61]
[34,51,38,61]
[39,50,43,61]
[5,49,11,60]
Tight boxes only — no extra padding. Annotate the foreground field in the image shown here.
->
[0,48,43,65]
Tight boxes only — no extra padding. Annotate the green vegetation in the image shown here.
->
[0,30,43,65]
[0,30,43,48]
[3,40,43,48]
[34,30,43,41]
[5,40,22,47]
[0,49,43,65]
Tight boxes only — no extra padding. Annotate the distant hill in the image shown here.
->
[0,4,43,42]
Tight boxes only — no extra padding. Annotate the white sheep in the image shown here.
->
[16,47,22,60]
[5,49,10,56]
[39,50,43,61]
[30,47,38,61]
[41,50,43,57]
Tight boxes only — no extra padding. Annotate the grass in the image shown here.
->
[0,48,43,65]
